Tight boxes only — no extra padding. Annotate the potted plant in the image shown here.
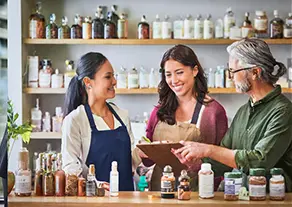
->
[7,100,33,195]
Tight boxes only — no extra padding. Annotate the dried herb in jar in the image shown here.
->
[249,168,266,201]
[65,173,78,196]
[46,13,58,39]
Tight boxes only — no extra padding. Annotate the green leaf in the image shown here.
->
[21,131,31,144]
[13,113,19,123]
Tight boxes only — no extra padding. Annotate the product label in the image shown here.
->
[194,20,203,39]
[139,74,149,88]
[270,183,285,197]
[29,20,37,39]
[117,20,126,38]
[138,25,149,39]
[254,19,268,31]
[284,28,292,38]
[39,72,51,87]
[82,23,92,39]
[92,22,104,38]
[162,22,172,39]
[184,20,194,39]
[110,175,119,193]
[249,184,266,197]
[128,74,139,88]
[203,21,213,39]
[173,21,184,39]
[224,178,242,195]
[51,75,63,88]
[86,182,97,196]
[64,75,74,89]
[199,174,214,198]
[242,27,252,38]
[271,25,284,37]
[161,180,175,193]
[215,25,223,38]
[224,18,235,37]
[153,22,162,39]
[15,175,31,194]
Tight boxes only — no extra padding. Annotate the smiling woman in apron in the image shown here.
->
[138,45,228,191]
[61,52,140,191]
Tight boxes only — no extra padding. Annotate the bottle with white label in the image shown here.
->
[42,112,51,132]
[52,107,63,132]
[199,163,214,198]
[110,161,119,197]
[184,14,194,39]
[203,14,214,39]
[153,14,162,39]
[27,56,39,88]
[31,98,42,132]
[284,13,292,38]
[139,67,149,88]
[173,16,184,39]
[39,59,53,88]
[51,69,64,88]
[64,60,76,89]
[128,67,139,89]
[116,67,128,89]
[224,7,236,39]
[215,66,225,88]
[194,14,203,39]
[162,15,172,39]
[149,68,159,88]
[15,148,32,196]
[215,18,224,38]
[269,168,285,201]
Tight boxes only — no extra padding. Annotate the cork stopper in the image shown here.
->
[89,164,95,175]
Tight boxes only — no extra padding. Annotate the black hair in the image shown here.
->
[64,52,107,116]
[157,44,208,125]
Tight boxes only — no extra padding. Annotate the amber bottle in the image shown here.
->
[138,15,150,39]
[71,14,83,39]
[29,2,45,39]
[43,154,55,196]
[104,12,117,39]
[55,153,65,196]
[92,6,104,39]
[58,16,70,39]
[34,153,44,196]
[270,10,284,38]
[46,13,58,39]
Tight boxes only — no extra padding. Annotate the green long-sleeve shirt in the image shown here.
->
[206,85,292,191]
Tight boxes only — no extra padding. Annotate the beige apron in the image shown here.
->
[150,121,202,191]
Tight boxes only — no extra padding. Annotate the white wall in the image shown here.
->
[7,0,292,170]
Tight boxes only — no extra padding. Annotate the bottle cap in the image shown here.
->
[256,11,264,16]
[55,69,59,75]
[163,165,172,173]
[179,169,190,182]
[164,15,169,21]
[273,10,279,16]
[62,16,68,25]
[111,161,118,170]
[55,107,62,116]
[155,14,160,20]
[111,5,117,12]
[201,163,211,171]
[270,168,283,175]
[289,13,292,17]
[226,7,232,13]
[224,172,242,179]
[245,12,249,17]
[89,164,95,175]
[45,111,50,116]
[250,168,265,176]
[141,15,147,22]
[50,13,56,22]
[196,14,202,19]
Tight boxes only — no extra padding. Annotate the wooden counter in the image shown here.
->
[8,192,292,207]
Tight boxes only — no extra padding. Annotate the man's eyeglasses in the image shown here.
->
[227,66,255,79]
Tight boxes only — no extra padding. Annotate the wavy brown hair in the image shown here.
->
[157,44,208,125]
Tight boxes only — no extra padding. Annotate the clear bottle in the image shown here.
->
[139,66,149,89]
[248,168,266,201]
[43,153,55,196]
[46,13,58,39]
[34,153,44,196]
[270,10,284,39]
[207,68,215,88]
[215,18,224,39]
[92,6,105,39]
[284,13,292,38]
[128,67,139,89]
[51,69,64,88]
[224,7,236,39]
[39,59,53,88]
[71,14,82,39]
[173,16,184,39]
[161,165,175,199]
[83,16,92,39]
[117,13,128,39]
[153,14,162,39]
[31,98,42,132]
[58,16,70,39]
[198,163,214,199]
[230,25,242,40]
[110,161,119,197]
[138,15,150,39]
[52,107,63,132]
[241,12,253,38]
[184,14,194,39]
[162,15,172,39]
[15,148,32,196]
[42,112,51,132]
[254,10,268,38]
[177,170,191,200]
[269,168,285,201]
[86,164,97,196]
[203,14,213,39]
[55,153,66,196]
[149,68,159,88]
[104,12,117,39]
[194,14,203,39]
[215,65,225,88]
[116,66,128,89]
[64,60,76,89]
[29,2,45,39]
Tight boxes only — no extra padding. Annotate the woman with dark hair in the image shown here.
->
[141,44,228,191]
[61,52,139,191]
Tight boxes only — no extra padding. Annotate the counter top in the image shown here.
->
[8,192,292,207]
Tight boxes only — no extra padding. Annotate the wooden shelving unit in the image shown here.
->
[23,38,292,45]
[30,132,62,139]
[23,87,292,94]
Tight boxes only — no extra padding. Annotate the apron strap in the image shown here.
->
[107,103,126,127]
[191,102,202,124]
[84,103,98,130]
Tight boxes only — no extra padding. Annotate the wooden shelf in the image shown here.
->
[30,132,61,139]
[23,38,292,45]
[23,87,292,94]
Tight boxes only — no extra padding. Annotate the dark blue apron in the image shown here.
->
[84,103,134,191]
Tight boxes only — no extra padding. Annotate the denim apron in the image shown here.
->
[84,103,134,191]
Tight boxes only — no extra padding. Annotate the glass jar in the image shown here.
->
[138,15,150,39]
[71,14,82,39]
[65,171,78,196]
[29,2,45,39]
[58,16,70,39]
[269,168,285,201]
[128,67,139,89]
[92,7,104,39]
[224,172,242,201]
[39,59,53,88]
[270,10,284,39]
[249,168,266,201]
[104,12,117,39]
[254,11,268,38]
[46,13,58,39]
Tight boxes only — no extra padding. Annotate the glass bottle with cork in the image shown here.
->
[92,6,105,39]
[194,14,203,39]
[270,10,284,39]
[117,13,128,39]
[110,5,120,34]
[52,107,63,132]
[43,153,55,196]
[241,12,253,38]
[55,153,65,196]
[269,168,285,201]
[138,15,150,39]
[203,14,214,39]
[29,2,45,39]
[31,98,42,132]
[104,12,117,39]
[86,164,97,196]
[82,16,92,39]
[254,10,268,38]
[58,16,70,39]
[34,153,44,196]
[46,13,58,39]
[284,13,292,38]
[161,165,175,199]
[177,170,191,200]
[64,60,76,89]
[153,14,162,39]
[15,148,32,196]
[71,14,83,39]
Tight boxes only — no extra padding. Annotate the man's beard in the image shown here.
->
[235,76,251,93]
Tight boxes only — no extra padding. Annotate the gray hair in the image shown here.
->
[227,38,287,85]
